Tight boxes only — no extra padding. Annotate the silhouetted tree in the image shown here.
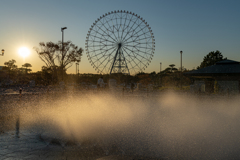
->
[22,63,32,73]
[169,64,178,72]
[2,59,17,78]
[33,41,83,80]
[41,66,54,85]
[198,50,226,69]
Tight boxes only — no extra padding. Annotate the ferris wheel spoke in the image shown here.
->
[89,40,114,48]
[119,13,124,40]
[87,40,115,46]
[124,43,152,49]
[89,49,115,59]
[121,13,137,42]
[98,46,117,65]
[92,53,111,66]
[120,14,131,40]
[122,17,143,42]
[88,34,115,44]
[88,44,115,48]
[106,14,120,40]
[94,23,117,43]
[123,46,149,63]
[115,13,123,33]
[123,26,150,43]
[94,52,114,69]
[100,49,118,73]
[123,44,153,51]
[118,13,123,32]
[95,48,117,73]
[105,18,119,41]
[121,56,137,74]
[104,17,115,34]
[123,55,136,73]
[124,36,153,44]
[124,42,153,47]
[90,29,116,43]
[89,32,115,43]
[117,14,125,39]
[115,15,120,39]
[130,47,153,57]
[102,56,114,73]
[122,23,146,43]
[121,47,142,71]
[134,46,154,50]
[99,17,114,35]
[127,31,152,43]
[89,46,116,58]
[132,49,153,61]
[120,14,128,40]
[121,15,134,42]
[97,18,119,42]
[113,25,120,40]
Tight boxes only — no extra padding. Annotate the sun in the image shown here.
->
[18,47,30,58]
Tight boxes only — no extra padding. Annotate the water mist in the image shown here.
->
[18,91,240,159]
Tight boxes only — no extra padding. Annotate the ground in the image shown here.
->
[0,88,164,160]
[1,87,240,160]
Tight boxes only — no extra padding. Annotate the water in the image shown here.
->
[3,91,240,159]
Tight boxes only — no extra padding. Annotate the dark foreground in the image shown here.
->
[1,90,240,160]
[0,91,164,160]
[0,129,162,160]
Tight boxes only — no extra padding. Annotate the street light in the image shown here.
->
[159,62,162,86]
[180,50,183,89]
[76,60,80,82]
[61,27,67,81]
[180,51,182,72]
[1,49,5,56]
[76,62,79,75]
[160,62,162,73]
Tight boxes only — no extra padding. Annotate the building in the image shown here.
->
[184,59,240,94]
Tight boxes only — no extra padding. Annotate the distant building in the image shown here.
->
[184,59,240,94]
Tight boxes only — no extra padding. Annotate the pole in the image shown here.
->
[160,62,162,72]
[62,30,64,81]
[180,51,183,89]
[61,27,67,81]
[78,63,79,78]
[75,63,79,82]
[159,62,162,86]
[76,63,77,75]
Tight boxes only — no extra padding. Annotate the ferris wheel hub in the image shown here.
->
[118,43,122,48]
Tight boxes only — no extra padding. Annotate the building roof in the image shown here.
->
[184,59,240,77]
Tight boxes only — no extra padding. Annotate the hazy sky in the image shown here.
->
[0,0,239,74]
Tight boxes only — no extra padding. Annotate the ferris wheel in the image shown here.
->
[85,10,155,75]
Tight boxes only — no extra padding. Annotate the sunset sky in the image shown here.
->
[0,0,240,74]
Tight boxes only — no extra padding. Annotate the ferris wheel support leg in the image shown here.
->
[110,48,119,74]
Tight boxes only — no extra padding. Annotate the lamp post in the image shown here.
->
[76,60,80,82]
[1,49,5,56]
[61,27,67,81]
[76,63,79,75]
[180,50,183,89]
[160,62,162,73]
[159,62,162,86]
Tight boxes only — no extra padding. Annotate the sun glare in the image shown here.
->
[18,47,30,58]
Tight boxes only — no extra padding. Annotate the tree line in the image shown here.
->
[0,38,227,88]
